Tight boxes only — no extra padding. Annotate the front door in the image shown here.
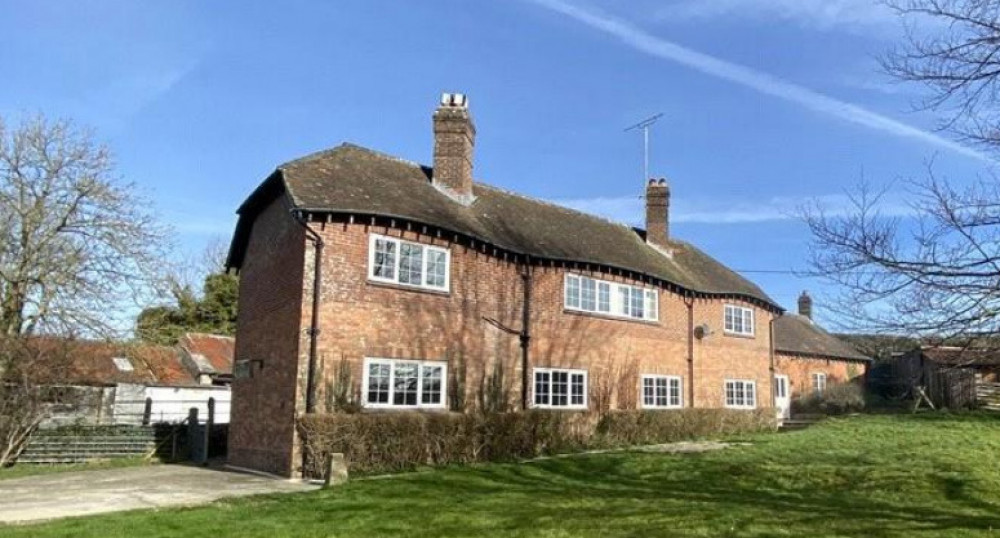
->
[774,375,790,420]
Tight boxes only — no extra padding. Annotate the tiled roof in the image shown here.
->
[228,143,778,308]
[25,338,199,387]
[178,333,234,375]
[921,346,1000,367]
[774,314,870,361]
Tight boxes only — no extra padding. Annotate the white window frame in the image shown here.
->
[532,368,588,410]
[361,357,448,409]
[812,372,827,396]
[724,379,757,409]
[641,374,683,409]
[563,274,658,322]
[368,234,450,292]
[724,304,755,337]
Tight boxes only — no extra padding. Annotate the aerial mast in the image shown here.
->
[624,113,664,184]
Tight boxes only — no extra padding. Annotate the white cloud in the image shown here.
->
[658,0,898,32]
[554,193,915,226]
[525,0,988,162]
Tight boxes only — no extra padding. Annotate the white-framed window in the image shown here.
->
[362,358,447,409]
[812,373,827,396]
[641,375,682,409]
[724,379,757,409]
[564,274,658,322]
[368,234,450,292]
[533,368,588,409]
[724,304,755,336]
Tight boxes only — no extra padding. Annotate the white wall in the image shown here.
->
[113,384,231,424]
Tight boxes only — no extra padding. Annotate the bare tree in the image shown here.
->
[805,1,1000,348]
[882,0,1000,150]
[0,114,168,337]
[805,172,1000,343]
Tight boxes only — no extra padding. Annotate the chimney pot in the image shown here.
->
[433,92,476,203]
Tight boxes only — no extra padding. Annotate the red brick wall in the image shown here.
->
[304,221,775,416]
[233,216,778,476]
[775,352,867,399]
[228,194,307,476]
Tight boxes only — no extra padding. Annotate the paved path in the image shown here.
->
[0,464,317,524]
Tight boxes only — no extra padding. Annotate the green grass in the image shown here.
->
[7,413,1000,537]
[0,456,155,481]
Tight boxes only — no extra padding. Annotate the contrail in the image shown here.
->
[526,0,988,162]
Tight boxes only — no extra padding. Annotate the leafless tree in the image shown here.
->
[805,1,1000,349]
[0,114,168,464]
[882,0,1000,150]
[0,114,169,337]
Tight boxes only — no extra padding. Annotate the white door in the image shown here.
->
[774,375,790,420]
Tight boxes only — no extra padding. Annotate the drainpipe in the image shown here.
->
[292,210,324,415]
[685,295,695,407]
[520,259,533,411]
[769,314,776,408]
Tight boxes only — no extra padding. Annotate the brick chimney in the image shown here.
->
[433,93,476,203]
[645,178,670,249]
[798,291,813,320]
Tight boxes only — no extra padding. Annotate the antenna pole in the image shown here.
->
[625,113,663,184]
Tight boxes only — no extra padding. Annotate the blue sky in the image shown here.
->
[0,0,989,327]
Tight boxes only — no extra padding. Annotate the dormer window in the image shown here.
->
[368,234,450,292]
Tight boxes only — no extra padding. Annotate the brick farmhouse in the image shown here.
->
[225,94,869,477]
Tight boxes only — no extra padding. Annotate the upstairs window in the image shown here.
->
[724,379,757,409]
[533,368,587,409]
[724,304,755,337]
[564,274,658,322]
[369,234,449,292]
[641,375,682,409]
[363,358,447,409]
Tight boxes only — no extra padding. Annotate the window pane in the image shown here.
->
[743,309,753,334]
[669,378,680,406]
[581,277,597,311]
[373,239,396,280]
[552,371,568,406]
[566,276,580,309]
[535,371,550,405]
[630,288,644,318]
[367,363,390,404]
[747,383,756,406]
[571,373,585,406]
[393,363,419,406]
[646,290,657,320]
[725,381,736,406]
[619,286,630,316]
[642,378,655,406]
[398,243,424,285]
[426,249,447,288]
[421,365,443,404]
[598,283,611,313]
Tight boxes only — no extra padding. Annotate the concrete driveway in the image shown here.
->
[0,464,317,524]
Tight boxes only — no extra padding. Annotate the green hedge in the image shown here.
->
[298,408,776,477]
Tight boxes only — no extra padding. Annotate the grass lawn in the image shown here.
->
[0,456,155,482]
[6,412,1000,537]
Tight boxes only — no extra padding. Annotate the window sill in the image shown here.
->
[360,405,450,413]
[641,405,684,410]
[563,308,659,326]
[366,279,450,296]
[531,406,589,412]
[723,331,756,339]
[723,406,758,411]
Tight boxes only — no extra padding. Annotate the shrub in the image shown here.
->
[298,408,776,477]
[792,381,866,415]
